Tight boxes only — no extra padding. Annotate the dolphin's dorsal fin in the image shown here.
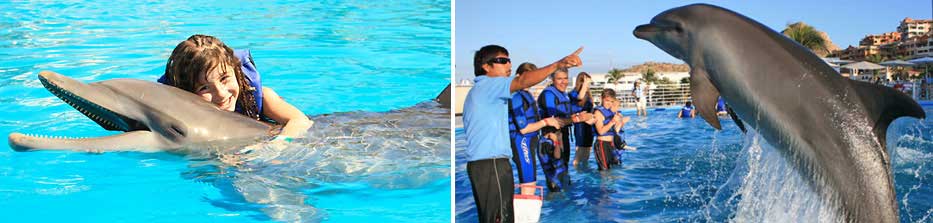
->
[849,80,925,147]
[435,84,451,108]
[690,68,722,130]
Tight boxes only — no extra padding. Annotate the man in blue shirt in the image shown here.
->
[463,45,582,223]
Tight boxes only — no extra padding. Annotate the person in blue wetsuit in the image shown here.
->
[508,62,559,196]
[678,101,696,118]
[569,72,596,167]
[463,44,582,223]
[716,96,728,116]
[593,89,630,170]
[158,34,312,140]
[537,68,592,192]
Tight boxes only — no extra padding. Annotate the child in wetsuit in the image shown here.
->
[593,89,629,170]
[158,34,313,140]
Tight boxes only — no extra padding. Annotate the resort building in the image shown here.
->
[837,45,881,61]
[589,72,689,90]
[898,18,933,40]
[835,17,933,61]
[860,32,901,46]
[900,33,933,58]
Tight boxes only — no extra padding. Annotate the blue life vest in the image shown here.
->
[509,90,540,138]
[595,106,616,137]
[538,85,572,138]
[681,105,693,117]
[568,90,593,114]
[157,49,264,116]
[716,97,726,112]
[538,85,572,119]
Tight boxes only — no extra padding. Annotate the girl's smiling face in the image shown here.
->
[195,63,240,111]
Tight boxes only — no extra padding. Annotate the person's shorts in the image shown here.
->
[594,140,614,170]
[636,98,647,109]
[467,158,514,223]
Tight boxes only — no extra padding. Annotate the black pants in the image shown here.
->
[467,158,514,223]
[594,140,614,170]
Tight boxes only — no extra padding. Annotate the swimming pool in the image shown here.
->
[0,0,450,222]
[455,107,932,222]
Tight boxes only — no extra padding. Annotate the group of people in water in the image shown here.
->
[462,44,739,223]
[509,62,633,195]
[462,45,639,223]
[678,96,730,118]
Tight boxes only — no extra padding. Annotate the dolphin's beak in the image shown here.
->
[38,71,144,131]
[633,24,659,40]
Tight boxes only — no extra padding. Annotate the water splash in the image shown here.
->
[187,102,450,222]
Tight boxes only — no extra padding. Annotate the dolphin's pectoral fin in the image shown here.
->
[690,68,722,130]
[850,80,926,148]
[726,105,747,133]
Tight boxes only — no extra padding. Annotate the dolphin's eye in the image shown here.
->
[674,25,684,33]
[171,125,186,137]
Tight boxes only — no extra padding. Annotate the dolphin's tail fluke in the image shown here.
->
[850,80,926,147]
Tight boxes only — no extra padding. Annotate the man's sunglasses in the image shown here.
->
[488,57,511,64]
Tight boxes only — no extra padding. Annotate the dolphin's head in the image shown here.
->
[633,5,704,61]
[9,71,273,152]
[634,4,746,63]
[37,71,148,132]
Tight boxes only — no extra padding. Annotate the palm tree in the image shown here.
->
[782,22,829,56]
[866,54,885,64]
[607,68,625,85]
[641,68,658,84]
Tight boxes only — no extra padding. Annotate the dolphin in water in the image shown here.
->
[634,4,924,222]
[7,70,452,222]
[8,71,277,154]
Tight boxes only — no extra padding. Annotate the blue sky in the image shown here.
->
[455,0,932,81]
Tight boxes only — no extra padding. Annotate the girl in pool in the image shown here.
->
[159,34,313,140]
[569,72,595,167]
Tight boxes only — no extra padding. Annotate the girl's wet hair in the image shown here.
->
[163,34,260,120]
[574,72,592,106]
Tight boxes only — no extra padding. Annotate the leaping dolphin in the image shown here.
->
[634,4,924,222]
[8,71,277,154]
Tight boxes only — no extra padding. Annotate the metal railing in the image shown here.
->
[591,83,692,109]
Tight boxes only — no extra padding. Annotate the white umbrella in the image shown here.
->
[909,57,933,79]
[842,61,885,81]
[822,57,853,65]
[880,60,916,81]
[842,61,885,70]
[879,60,916,67]
[908,57,933,65]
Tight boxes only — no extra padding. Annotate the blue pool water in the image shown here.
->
[0,1,450,222]
[455,107,933,222]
